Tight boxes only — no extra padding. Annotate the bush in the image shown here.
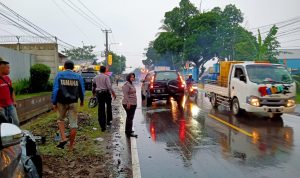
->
[13,78,30,95]
[30,64,51,92]
[46,80,53,91]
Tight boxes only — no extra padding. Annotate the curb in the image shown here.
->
[131,137,141,178]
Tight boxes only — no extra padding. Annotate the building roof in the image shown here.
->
[58,52,67,58]
[277,49,300,59]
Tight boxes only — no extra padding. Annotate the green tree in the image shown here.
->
[108,52,126,74]
[153,0,199,70]
[62,45,96,61]
[164,0,198,36]
[255,25,280,62]
[151,1,280,77]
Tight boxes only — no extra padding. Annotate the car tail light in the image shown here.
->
[150,76,155,89]
[179,75,185,88]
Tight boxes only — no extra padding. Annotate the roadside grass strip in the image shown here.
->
[208,114,253,137]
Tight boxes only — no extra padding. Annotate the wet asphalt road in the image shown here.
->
[132,84,300,178]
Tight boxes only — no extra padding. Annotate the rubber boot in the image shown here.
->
[56,121,68,149]
[69,128,77,151]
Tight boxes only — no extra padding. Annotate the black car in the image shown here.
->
[141,70,185,107]
[80,71,98,90]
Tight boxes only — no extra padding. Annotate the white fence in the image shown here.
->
[0,46,35,81]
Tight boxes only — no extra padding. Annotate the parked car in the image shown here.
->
[0,122,42,178]
[141,70,185,107]
[80,71,98,90]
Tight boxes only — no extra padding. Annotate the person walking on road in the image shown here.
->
[51,60,85,151]
[122,73,138,138]
[92,66,116,132]
[0,58,19,126]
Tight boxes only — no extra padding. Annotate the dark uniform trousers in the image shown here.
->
[96,90,112,130]
[122,104,137,134]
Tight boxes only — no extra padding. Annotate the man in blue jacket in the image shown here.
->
[51,60,85,151]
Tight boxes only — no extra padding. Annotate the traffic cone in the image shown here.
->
[69,128,77,151]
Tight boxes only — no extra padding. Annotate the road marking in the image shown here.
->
[208,114,253,137]
[131,137,141,178]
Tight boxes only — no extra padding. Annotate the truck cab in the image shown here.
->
[204,61,296,118]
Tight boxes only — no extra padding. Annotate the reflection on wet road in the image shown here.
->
[134,85,300,178]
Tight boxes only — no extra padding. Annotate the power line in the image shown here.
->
[76,0,110,29]
[250,16,300,30]
[0,2,74,48]
[251,16,300,36]
[0,11,44,37]
[61,0,102,29]
[51,0,90,41]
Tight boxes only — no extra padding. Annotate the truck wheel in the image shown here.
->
[211,93,218,108]
[232,98,241,115]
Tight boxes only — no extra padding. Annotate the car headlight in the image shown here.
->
[286,99,295,107]
[247,96,260,107]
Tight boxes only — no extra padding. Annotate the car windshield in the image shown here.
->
[81,72,96,77]
[246,64,293,84]
[155,72,178,81]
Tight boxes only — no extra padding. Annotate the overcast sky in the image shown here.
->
[1,0,300,69]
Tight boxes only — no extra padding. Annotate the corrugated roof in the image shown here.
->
[277,49,300,59]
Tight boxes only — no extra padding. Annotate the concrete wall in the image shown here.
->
[0,46,35,81]
[0,43,59,79]
[16,94,52,123]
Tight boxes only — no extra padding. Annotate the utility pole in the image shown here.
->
[102,29,112,68]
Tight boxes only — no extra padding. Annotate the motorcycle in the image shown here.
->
[185,83,198,102]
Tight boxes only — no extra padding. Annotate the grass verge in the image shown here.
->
[20,91,104,158]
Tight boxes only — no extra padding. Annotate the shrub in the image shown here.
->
[46,80,53,91]
[30,64,51,92]
[13,78,30,95]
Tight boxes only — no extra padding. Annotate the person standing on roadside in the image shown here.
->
[122,73,138,138]
[92,66,116,132]
[0,58,19,126]
[51,60,85,151]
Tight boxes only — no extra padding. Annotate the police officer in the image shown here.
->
[92,66,116,132]
[52,60,85,151]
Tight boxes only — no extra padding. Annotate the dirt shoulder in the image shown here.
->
[21,85,132,178]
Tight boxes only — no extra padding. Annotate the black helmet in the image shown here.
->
[88,96,98,108]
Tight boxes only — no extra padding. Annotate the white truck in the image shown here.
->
[204,61,296,118]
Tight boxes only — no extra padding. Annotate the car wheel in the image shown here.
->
[211,93,218,108]
[232,98,241,115]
